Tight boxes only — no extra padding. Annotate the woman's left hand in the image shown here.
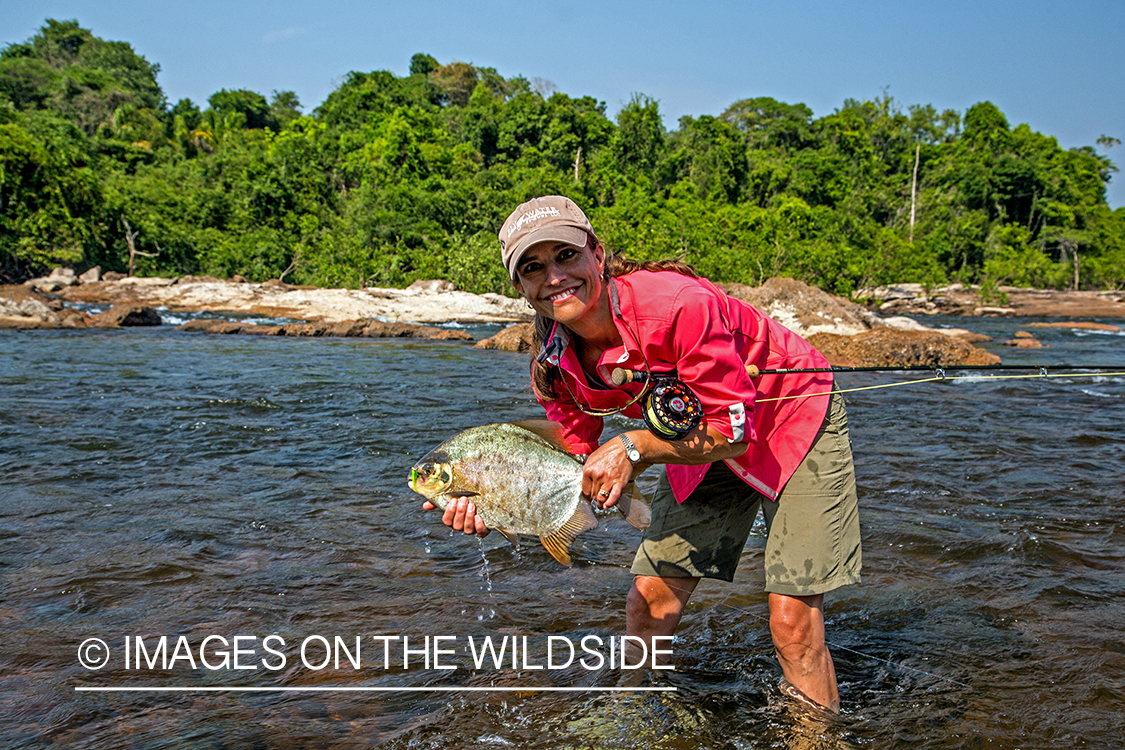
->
[581,434,637,510]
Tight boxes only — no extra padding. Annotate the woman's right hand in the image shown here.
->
[423,497,490,537]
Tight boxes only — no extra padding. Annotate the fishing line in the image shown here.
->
[757,370,1125,404]
[654,580,970,689]
[714,599,970,689]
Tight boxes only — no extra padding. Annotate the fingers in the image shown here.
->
[604,483,622,509]
[437,496,490,537]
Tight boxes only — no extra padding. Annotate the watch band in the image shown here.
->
[618,433,641,464]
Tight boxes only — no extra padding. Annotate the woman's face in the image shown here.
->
[512,239,606,327]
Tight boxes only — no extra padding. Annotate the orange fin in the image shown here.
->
[616,482,652,530]
[539,501,597,566]
[511,419,575,455]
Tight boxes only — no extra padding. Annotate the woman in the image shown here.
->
[427,195,861,711]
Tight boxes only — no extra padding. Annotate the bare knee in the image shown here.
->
[627,576,697,637]
[768,593,825,650]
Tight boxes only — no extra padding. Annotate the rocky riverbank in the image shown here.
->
[6,268,1121,366]
[472,277,1005,366]
[861,283,1125,318]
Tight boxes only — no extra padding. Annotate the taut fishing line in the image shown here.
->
[657,580,970,690]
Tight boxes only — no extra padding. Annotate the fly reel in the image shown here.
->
[611,367,702,440]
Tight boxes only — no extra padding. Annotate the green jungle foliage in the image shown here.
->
[2,20,1122,296]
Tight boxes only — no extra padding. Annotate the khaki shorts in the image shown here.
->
[631,391,862,596]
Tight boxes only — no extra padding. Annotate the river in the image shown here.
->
[1,313,1123,749]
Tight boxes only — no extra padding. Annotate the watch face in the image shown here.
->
[628,449,640,462]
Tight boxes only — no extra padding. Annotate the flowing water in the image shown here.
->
[1,314,1123,749]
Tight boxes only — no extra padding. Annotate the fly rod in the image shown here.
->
[611,362,1125,385]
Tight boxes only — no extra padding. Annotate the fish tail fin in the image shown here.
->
[540,501,597,566]
[616,482,652,530]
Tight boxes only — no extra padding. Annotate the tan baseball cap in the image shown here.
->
[499,196,594,279]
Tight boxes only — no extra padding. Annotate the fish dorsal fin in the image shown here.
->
[616,482,652,530]
[539,501,597,566]
[511,419,574,455]
[496,527,520,548]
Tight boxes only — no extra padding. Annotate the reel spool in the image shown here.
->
[642,379,703,440]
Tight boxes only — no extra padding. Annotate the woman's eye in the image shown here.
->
[520,262,543,275]
[558,248,577,261]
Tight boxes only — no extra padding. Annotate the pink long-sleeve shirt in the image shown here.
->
[535,271,833,502]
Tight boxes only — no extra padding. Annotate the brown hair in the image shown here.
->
[529,247,697,401]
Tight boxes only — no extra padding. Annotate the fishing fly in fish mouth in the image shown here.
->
[412,195,861,713]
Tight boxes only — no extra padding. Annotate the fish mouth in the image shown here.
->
[409,460,453,496]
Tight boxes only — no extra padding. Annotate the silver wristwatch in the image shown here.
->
[618,433,641,464]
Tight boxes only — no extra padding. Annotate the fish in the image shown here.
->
[408,420,650,566]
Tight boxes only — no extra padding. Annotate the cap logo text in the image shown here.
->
[508,206,561,237]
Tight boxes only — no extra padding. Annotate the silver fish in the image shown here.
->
[409,420,649,566]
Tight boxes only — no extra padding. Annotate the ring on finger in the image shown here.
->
[598,489,610,498]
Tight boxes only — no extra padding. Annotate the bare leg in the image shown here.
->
[769,593,838,712]
[625,575,699,664]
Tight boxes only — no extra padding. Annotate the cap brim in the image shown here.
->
[507,226,590,278]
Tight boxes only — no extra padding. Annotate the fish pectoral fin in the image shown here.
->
[511,419,574,454]
[616,482,652,530]
[446,491,480,498]
[539,501,597,567]
[496,527,520,548]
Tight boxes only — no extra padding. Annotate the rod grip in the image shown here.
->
[745,364,760,379]
[610,367,646,386]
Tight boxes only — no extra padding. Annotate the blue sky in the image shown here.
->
[4,0,1124,206]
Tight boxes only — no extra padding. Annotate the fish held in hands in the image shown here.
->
[409,420,650,566]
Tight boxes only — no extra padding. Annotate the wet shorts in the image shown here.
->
[631,391,862,596]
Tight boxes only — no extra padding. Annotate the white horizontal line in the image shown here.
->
[75,686,676,693]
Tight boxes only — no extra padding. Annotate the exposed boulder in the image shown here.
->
[474,322,535,352]
[807,328,1001,368]
[720,278,878,337]
[24,267,78,293]
[0,285,65,328]
[93,305,163,328]
[406,279,456,293]
[78,266,101,284]
[1002,332,1047,348]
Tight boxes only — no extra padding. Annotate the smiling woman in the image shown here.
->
[424,194,863,711]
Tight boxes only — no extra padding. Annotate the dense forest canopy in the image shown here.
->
[2,19,1122,296]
